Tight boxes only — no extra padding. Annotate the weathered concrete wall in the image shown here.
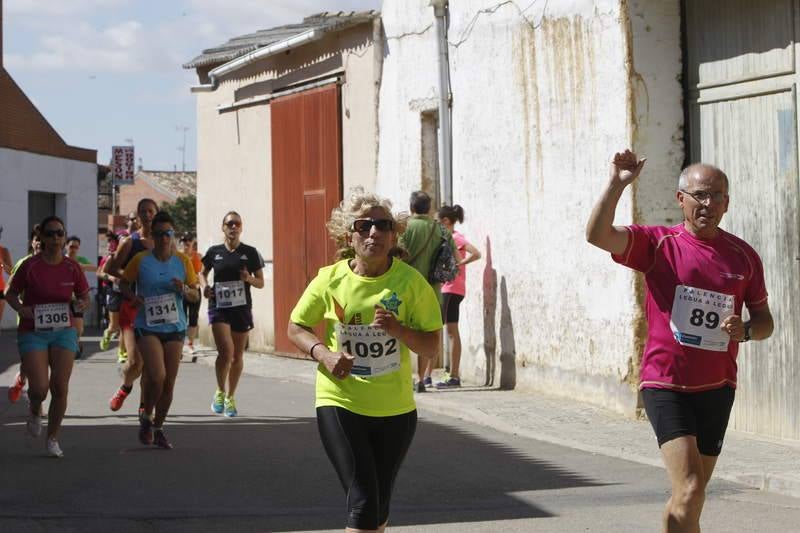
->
[193,23,380,351]
[379,0,684,415]
[0,147,98,329]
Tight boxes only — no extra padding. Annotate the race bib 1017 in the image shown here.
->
[144,293,179,326]
[215,280,246,308]
[34,303,70,331]
[335,323,400,377]
[670,285,734,352]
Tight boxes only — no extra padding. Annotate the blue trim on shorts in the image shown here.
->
[17,328,79,355]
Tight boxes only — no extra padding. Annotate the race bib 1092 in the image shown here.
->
[670,285,734,352]
[335,323,400,377]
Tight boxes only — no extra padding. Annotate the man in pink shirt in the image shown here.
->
[586,150,774,532]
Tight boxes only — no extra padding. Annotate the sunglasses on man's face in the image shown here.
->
[152,229,175,239]
[42,229,65,238]
[352,218,394,234]
[224,220,242,228]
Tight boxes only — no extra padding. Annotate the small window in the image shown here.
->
[420,110,441,206]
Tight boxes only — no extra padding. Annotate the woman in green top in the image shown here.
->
[288,188,442,533]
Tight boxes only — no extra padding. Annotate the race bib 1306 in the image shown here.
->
[34,303,70,331]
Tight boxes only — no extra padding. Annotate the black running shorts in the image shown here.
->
[441,292,464,324]
[641,386,735,456]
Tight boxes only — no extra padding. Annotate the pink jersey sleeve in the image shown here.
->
[8,256,31,293]
[611,225,660,273]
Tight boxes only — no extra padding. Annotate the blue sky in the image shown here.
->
[4,0,381,171]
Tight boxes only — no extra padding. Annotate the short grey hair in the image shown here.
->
[678,163,729,191]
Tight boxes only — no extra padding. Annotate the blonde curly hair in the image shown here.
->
[327,187,409,260]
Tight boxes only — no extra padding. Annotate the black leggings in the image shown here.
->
[316,406,417,530]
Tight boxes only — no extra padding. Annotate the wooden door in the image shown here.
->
[686,0,800,439]
[271,84,342,354]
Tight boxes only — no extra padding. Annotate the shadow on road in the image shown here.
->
[1,328,608,532]
[0,415,607,531]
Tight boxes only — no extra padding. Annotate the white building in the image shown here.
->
[1,0,98,329]
[379,0,800,441]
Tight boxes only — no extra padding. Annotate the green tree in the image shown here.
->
[160,195,196,235]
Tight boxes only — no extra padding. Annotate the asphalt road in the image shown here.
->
[1,330,799,532]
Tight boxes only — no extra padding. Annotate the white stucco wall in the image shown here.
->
[379,0,684,414]
[195,85,274,350]
[192,23,380,351]
[0,147,98,329]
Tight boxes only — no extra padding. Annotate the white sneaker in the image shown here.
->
[26,414,42,437]
[46,438,64,458]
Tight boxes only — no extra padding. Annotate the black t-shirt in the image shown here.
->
[202,243,264,309]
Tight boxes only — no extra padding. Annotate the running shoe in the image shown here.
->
[8,372,26,403]
[46,438,64,458]
[138,412,153,445]
[435,377,461,389]
[224,397,238,418]
[153,429,173,450]
[415,381,426,393]
[26,413,42,438]
[99,330,112,351]
[117,347,128,364]
[75,342,84,360]
[211,390,225,414]
[109,386,130,412]
[423,376,433,387]
[188,341,196,354]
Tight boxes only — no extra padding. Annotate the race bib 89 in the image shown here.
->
[144,294,179,326]
[670,285,734,352]
[335,323,400,377]
[34,303,70,331]
[215,281,246,308]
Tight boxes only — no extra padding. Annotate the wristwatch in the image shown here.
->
[741,323,752,342]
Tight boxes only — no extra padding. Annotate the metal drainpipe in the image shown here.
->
[431,0,453,374]
[431,0,452,208]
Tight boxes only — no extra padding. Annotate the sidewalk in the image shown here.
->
[193,346,800,499]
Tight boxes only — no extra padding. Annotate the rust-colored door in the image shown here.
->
[271,84,342,354]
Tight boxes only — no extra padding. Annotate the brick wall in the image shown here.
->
[118,177,177,217]
[0,70,96,163]
[1,0,95,164]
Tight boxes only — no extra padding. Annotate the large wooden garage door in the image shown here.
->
[686,0,800,439]
[271,84,342,354]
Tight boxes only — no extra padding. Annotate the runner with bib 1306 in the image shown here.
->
[5,216,90,458]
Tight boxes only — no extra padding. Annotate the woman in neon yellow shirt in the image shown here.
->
[288,188,442,533]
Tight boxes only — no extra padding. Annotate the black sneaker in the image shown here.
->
[415,381,426,393]
[138,413,153,445]
[153,429,173,450]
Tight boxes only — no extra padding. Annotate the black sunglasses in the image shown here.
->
[152,229,175,238]
[352,218,394,234]
[224,220,242,228]
[42,229,65,238]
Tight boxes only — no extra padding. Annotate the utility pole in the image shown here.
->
[176,126,189,173]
